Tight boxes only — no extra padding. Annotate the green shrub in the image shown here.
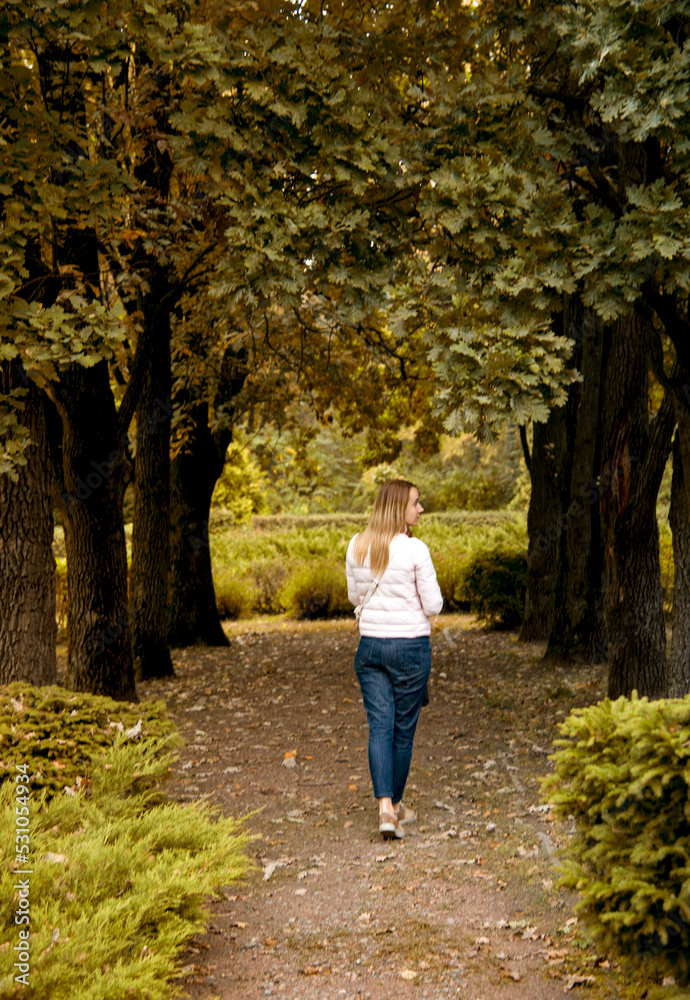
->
[0,685,251,1000]
[0,683,176,798]
[544,694,690,988]
[249,558,292,615]
[278,560,352,619]
[433,548,470,611]
[459,547,527,629]
[214,571,259,620]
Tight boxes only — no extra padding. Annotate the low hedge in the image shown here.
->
[544,694,690,991]
[208,513,528,623]
[277,559,351,619]
[0,684,252,1000]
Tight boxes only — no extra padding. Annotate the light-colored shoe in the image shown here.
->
[395,803,417,825]
[379,811,405,840]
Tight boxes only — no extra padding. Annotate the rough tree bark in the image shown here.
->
[599,313,674,699]
[0,362,57,685]
[546,302,607,662]
[168,346,247,647]
[644,292,690,696]
[59,359,137,701]
[519,409,568,641]
[168,401,230,647]
[130,301,174,680]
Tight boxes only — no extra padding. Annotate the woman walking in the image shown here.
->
[346,480,443,840]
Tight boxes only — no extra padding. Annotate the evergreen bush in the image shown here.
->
[0,684,176,797]
[277,560,351,619]
[459,547,527,629]
[0,685,252,1000]
[544,695,690,989]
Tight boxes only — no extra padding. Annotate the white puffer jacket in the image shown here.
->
[346,533,444,638]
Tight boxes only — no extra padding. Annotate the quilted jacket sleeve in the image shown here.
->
[415,541,444,617]
[346,536,361,607]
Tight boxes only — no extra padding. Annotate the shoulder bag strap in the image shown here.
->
[354,574,381,624]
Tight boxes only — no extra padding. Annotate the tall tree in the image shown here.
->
[545,302,606,662]
[409,0,690,695]
[0,0,228,696]
[0,363,56,685]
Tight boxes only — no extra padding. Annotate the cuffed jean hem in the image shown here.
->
[354,635,431,802]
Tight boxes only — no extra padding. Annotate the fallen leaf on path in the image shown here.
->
[564,975,595,990]
[297,868,321,879]
[262,857,294,881]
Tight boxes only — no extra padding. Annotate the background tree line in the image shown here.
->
[2,0,690,704]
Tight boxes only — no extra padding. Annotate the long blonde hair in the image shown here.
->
[353,479,415,577]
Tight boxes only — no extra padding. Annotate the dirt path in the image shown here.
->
[138,616,628,1000]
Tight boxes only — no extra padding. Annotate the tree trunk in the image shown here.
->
[519,409,568,641]
[130,307,174,680]
[600,313,672,700]
[0,363,57,685]
[669,416,690,696]
[59,360,137,701]
[546,303,607,662]
[168,401,230,647]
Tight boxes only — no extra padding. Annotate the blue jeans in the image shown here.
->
[354,636,432,802]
